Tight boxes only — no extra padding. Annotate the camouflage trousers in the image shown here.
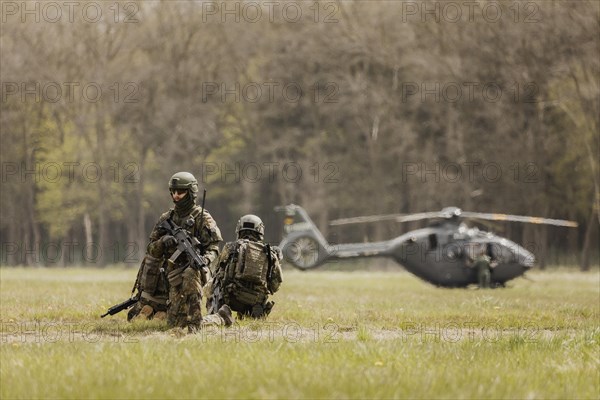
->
[478,266,491,288]
[167,266,203,330]
[475,260,491,288]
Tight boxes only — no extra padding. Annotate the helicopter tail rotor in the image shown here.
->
[275,205,332,270]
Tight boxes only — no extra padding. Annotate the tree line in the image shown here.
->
[1,0,598,268]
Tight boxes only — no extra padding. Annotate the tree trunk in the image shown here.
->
[84,213,93,262]
[568,209,579,266]
[137,153,147,256]
[536,225,548,269]
[580,207,597,271]
[95,110,109,267]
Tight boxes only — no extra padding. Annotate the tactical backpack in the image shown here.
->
[222,239,275,310]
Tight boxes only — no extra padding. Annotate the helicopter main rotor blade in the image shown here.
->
[330,207,578,228]
[394,212,450,223]
[329,213,405,226]
[329,212,444,226]
[460,212,578,227]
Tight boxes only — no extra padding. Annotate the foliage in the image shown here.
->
[1,0,598,265]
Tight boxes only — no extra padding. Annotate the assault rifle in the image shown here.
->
[101,294,139,318]
[157,189,210,284]
[101,258,144,318]
[207,282,224,315]
[265,243,274,293]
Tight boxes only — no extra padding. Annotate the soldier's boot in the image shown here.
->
[217,305,234,327]
[154,311,167,321]
[168,327,187,338]
[127,302,142,322]
[251,304,264,319]
[187,321,201,334]
[133,304,154,321]
[263,301,275,316]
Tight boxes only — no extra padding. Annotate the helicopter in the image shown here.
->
[275,204,578,287]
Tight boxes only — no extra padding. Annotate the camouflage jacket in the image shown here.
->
[472,255,492,270]
[147,206,222,267]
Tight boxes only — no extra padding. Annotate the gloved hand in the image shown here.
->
[197,255,209,266]
[160,235,177,248]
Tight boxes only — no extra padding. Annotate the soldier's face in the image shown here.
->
[171,189,187,202]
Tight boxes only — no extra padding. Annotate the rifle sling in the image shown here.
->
[140,291,168,304]
[266,244,274,284]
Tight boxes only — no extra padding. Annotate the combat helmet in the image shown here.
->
[168,172,199,196]
[236,214,265,239]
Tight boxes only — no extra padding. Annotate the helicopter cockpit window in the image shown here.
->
[487,242,506,262]
[428,233,438,250]
[486,243,495,259]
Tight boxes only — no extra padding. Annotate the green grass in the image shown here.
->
[1,266,599,399]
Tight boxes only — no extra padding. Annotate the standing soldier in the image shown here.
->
[129,172,231,331]
[465,243,492,289]
[208,214,283,319]
[473,246,492,289]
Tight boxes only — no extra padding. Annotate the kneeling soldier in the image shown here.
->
[129,172,232,330]
[208,214,283,318]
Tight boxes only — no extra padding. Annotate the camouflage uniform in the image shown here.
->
[473,254,492,289]
[464,243,492,289]
[126,172,223,332]
[146,204,222,330]
[208,215,283,319]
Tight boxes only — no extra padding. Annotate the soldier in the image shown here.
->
[475,247,493,289]
[207,214,283,319]
[466,243,492,289]
[129,172,232,330]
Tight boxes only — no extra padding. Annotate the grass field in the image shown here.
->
[1,266,599,399]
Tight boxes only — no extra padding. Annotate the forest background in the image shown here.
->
[1,0,598,268]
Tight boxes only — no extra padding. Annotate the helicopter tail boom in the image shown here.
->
[276,204,392,269]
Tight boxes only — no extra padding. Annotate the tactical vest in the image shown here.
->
[164,206,204,287]
[170,206,202,236]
